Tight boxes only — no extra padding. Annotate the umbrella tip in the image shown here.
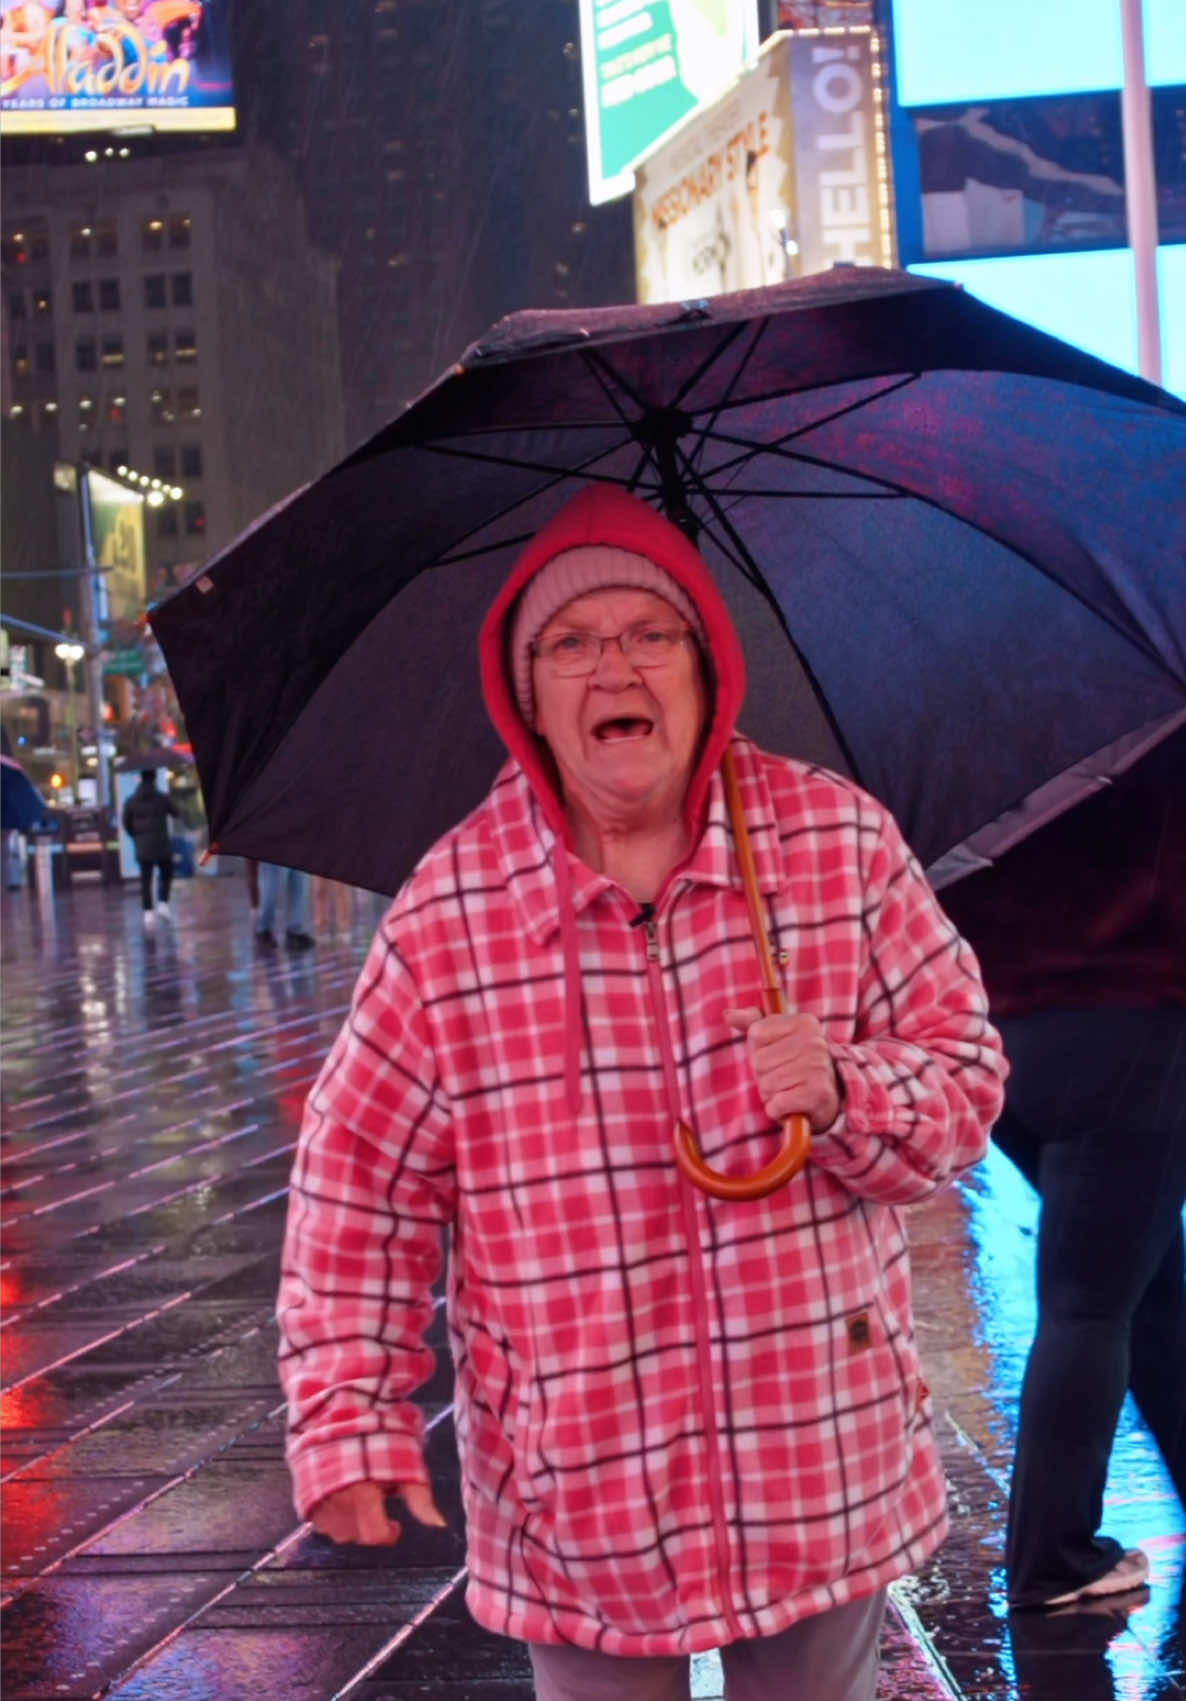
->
[199,843,218,866]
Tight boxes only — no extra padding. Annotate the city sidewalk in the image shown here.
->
[2,876,1182,1700]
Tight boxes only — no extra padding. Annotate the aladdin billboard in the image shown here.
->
[634,29,895,302]
[1,0,235,134]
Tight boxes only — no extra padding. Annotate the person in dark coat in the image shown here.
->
[941,725,1186,1612]
[121,768,180,929]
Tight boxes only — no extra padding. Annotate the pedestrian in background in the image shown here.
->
[121,767,180,931]
[256,862,315,951]
[277,486,1006,1699]
[312,875,353,938]
[942,725,1186,1612]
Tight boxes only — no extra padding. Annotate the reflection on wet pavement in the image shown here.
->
[2,879,1183,1698]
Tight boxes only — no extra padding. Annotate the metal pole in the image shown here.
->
[1119,0,1162,385]
[77,475,113,809]
[65,659,80,796]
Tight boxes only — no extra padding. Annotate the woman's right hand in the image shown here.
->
[310,1478,446,1545]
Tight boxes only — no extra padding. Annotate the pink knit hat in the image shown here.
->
[510,544,706,722]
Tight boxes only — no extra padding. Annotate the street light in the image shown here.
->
[54,640,86,799]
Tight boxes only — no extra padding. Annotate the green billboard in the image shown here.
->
[579,0,759,204]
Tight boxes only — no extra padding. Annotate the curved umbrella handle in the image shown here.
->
[672,745,815,1202]
[673,1112,812,1201]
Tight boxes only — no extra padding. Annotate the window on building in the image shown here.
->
[28,227,49,262]
[78,395,95,429]
[72,280,93,313]
[40,399,60,429]
[76,338,97,373]
[173,328,196,363]
[7,402,29,425]
[100,334,124,368]
[2,231,27,266]
[142,216,165,252]
[147,330,168,365]
[95,221,117,257]
[11,345,30,378]
[109,447,128,471]
[97,278,120,312]
[150,386,174,424]
[177,383,200,419]
[8,289,26,318]
[157,505,180,540]
[168,214,191,249]
[171,272,193,307]
[106,394,127,425]
[32,287,51,316]
[34,341,55,375]
[179,441,203,479]
[144,273,167,309]
[184,499,206,536]
[69,225,92,260]
[153,444,176,478]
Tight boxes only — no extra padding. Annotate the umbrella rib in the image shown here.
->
[686,318,772,480]
[713,370,924,445]
[693,434,1183,681]
[673,439,863,779]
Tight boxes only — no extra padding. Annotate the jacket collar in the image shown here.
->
[483,734,785,945]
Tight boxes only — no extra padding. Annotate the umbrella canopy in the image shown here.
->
[149,267,1186,897]
[1,756,49,834]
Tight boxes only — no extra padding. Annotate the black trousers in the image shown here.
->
[995,1006,1186,1607]
[137,855,174,911]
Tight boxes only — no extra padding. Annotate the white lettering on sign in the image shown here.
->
[811,45,874,263]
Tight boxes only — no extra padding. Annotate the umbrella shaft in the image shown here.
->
[721,745,785,1018]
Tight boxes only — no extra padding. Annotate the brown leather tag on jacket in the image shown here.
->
[846,1312,871,1350]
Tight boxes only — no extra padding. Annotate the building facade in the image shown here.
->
[3,145,345,597]
[236,0,636,446]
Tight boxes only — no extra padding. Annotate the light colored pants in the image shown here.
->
[529,1590,886,1701]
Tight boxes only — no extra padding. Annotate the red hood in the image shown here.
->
[479,484,747,843]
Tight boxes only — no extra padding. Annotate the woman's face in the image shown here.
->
[531,587,707,829]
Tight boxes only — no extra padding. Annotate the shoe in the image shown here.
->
[285,929,315,950]
[157,902,171,920]
[1041,1548,1149,1608]
[256,929,277,948]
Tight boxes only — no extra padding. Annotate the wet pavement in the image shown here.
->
[2,873,1183,1701]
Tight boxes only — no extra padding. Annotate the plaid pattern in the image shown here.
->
[278,737,1006,1656]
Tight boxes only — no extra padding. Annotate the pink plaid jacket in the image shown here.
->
[278,735,1006,1656]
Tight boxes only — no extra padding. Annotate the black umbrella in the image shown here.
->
[149,267,1186,898]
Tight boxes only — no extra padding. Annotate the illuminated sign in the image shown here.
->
[634,30,894,302]
[83,468,146,651]
[1,0,235,135]
[579,0,760,205]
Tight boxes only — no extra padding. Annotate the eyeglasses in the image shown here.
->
[532,621,692,677]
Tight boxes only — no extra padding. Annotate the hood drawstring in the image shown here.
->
[554,846,584,1115]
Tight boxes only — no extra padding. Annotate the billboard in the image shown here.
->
[906,88,1186,263]
[579,0,760,205]
[634,30,894,302]
[1,0,235,134]
[82,468,146,668]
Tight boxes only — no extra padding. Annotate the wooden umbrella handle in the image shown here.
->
[673,1113,811,1200]
[674,746,813,1202]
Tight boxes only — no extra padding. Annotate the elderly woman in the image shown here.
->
[277,485,1006,1701]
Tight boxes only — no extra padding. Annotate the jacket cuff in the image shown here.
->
[288,1426,429,1521]
[826,1045,902,1138]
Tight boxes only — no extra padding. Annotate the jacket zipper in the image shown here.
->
[642,910,746,1644]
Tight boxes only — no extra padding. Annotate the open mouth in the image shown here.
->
[593,716,654,742]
